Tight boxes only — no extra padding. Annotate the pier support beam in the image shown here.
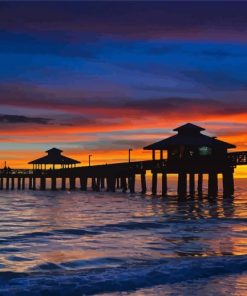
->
[61,177,66,190]
[17,177,21,190]
[51,177,56,191]
[129,174,135,193]
[0,177,3,190]
[189,173,195,196]
[152,171,157,195]
[121,176,127,193]
[197,173,203,196]
[208,172,218,197]
[11,177,14,190]
[116,177,120,189]
[80,177,87,191]
[22,178,25,190]
[95,177,100,191]
[32,177,36,190]
[100,177,105,189]
[162,172,167,197]
[177,172,187,197]
[107,176,116,192]
[223,170,234,197]
[92,177,96,191]
[70,177,76,190]
[106,177,110,192]
[141,173,146,194]
[6,177,10,190]
[40,176,46,191]
[29,177,32,190]
[111,176,116,192]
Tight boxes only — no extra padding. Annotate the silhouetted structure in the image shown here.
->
[29,148,80,170]
[0,124,246,194]
[144,123,236,197]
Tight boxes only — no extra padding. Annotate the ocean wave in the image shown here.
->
[1,216,246,245]
[1,255,247,295]
[88,217,247,233]
[54,228,100,236]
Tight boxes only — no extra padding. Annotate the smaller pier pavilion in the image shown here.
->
[0,148,79,191]
[29,148,80,170]
[28,148,80,190]
[144,123,236,197]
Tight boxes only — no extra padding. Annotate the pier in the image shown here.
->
[0,123,246,197]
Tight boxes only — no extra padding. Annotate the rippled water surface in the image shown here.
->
[0,178,247,295]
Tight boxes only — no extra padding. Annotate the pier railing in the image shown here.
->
[227,151,247,166]
[0,151,246,177]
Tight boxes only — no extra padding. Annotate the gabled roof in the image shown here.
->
[29,148,80,165]
[144,123,236,150]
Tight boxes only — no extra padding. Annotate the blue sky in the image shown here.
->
[0,2,247,167]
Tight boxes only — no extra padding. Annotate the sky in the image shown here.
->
[0,1,247,176]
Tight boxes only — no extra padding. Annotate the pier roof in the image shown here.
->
[28,148,80,165]
[144,123,236,150]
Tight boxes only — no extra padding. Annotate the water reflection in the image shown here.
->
[0,180,246,275]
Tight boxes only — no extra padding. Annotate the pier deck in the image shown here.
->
[0,151,246,195]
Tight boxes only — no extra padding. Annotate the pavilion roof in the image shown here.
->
[28,148,80,165]
[144,123,236,150]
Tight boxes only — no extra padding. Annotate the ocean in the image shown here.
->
[0,178,247,295]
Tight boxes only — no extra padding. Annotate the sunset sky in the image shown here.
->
[0,2,247,176]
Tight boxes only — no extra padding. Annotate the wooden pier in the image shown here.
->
[0,152,245,196]
[0,124,246,197]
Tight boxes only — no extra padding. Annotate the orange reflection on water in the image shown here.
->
[42,249,105,264]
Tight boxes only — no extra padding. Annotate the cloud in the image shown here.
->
[0,114,51,125]
[0,83,247,121]
[0,31,98,59]
[0,2,247,42]
[80,138,151,151]
[183,70,247,90]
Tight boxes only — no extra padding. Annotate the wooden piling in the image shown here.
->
[61,177,66,190]
[70,177,76,190]
[32,177,36,190]
[228,172,234,196]
[162,172,167,197]
[116,177,120,189]
[223,170,234,196]
[109,176,116,192]
[121,176,127,193]
[92,177,96,191]
[95,177,100,191]
[11,177,15,190]
[141,173,146,194]
[208,172,218,197]
[51,177,56,191]
[40,176,46,190]
[129,174,135,193]
[189,173,195,196]
[152,171,157,195]
[106,177,110,192]
[17,177,21,190]
[80,177,87,191]
[6,177,10,190]
[22,177,25,190]
[197,173,203,196]
[29,177,32,190]
[0,177,3,190]
[100,177,105,189]
[178,172,187,197]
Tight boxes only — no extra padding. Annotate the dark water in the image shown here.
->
[0,178,247,295]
